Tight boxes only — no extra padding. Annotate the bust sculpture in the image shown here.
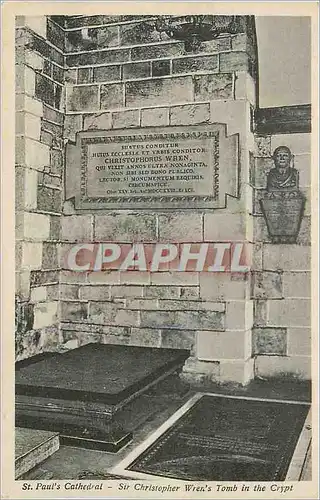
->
[267,146,299,191]
[260,145,305,243]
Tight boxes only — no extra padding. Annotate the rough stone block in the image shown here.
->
[120,272,150,285]
[158,213,203,243]
[66,48,130,67]
[119,20,160,46]
[49,215,61,240]
[23,212,50,240]
[158,300,224,312]
[102,335,129,346]
[197,329,251,360]
[77,68,92,84]
[140,107,169,127]
[150,272,198,286]
[93,65,121,82]
[87,271,120,284]
[114,309,139,327]
[37,185,62,213]
[110,285,143,298]
[126,76,193,107]
[263,245,311,271]
[204,213,246,241]
[182,357,220,377]
[200,273,248,301]
[112,109,139,129]
[16,270,31,300]
[30,286,47,303]
[79,285,110,301]
[64,114,83,141]
[220,52,248,72]
[33,301,58,329]
[161,330,195,350]
[100,83,124,109]
[145,286,180,299]
[123,62,151,80]
[170,103,210,126]
[52,65,64,84]
[87,301,117,324]
[252,327,287,355]
[172,54,218,74]
[131,42,184,60]
[194,73,233,101]
[66,85,99,111]
[182,310,225,330]
[234,72,255,104]
[16,65,35,95]
[130,328,161,347]
[17,167,38,210]
[35,74,56,108]
[180,287,199,299]
[268,299,310,327]
[94,214,156,242]
[282,272,311,298]
[60,270,87,285]
[23,138,50,170]
[83,112,112,130]
[252,271,283,299]
[24,16,47,38]
[255,355,311,380]
[30,270,58,287]
[60,301,88,322]
[219,358,254,385]
[66,25,118,52]
[16,112,41,140]
[50,150,63,175]
[287,327,311,356]
[255,136,271,157]
[41,242,58,270]
[21,242,42,270]
[152,60,170,77]
[201,37,232,53]
[61,215,93,241]
[16,94,43,117]
[24,50,44,71]
[126,299,158,310]
[231,33,247,51]
[65,69,77,83]
[58,284,79,300]
[47,284,60,300]
[226,300,253,330]
[139,310,174,329]
[251,242,263,271]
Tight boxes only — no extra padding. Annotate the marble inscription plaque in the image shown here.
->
[66,125,239,210]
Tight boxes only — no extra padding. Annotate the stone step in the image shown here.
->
[15,428,59,479]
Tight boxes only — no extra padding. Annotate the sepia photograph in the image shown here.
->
[1,2,318,499]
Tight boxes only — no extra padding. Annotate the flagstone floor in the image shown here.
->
[20,378,312,481]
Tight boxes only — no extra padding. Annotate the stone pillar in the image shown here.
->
[15,16,65,359]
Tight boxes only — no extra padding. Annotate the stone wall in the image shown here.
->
[251,133,311,379]
[15,16,65,359]
[58,15,257,385]
[15,15,311,385]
